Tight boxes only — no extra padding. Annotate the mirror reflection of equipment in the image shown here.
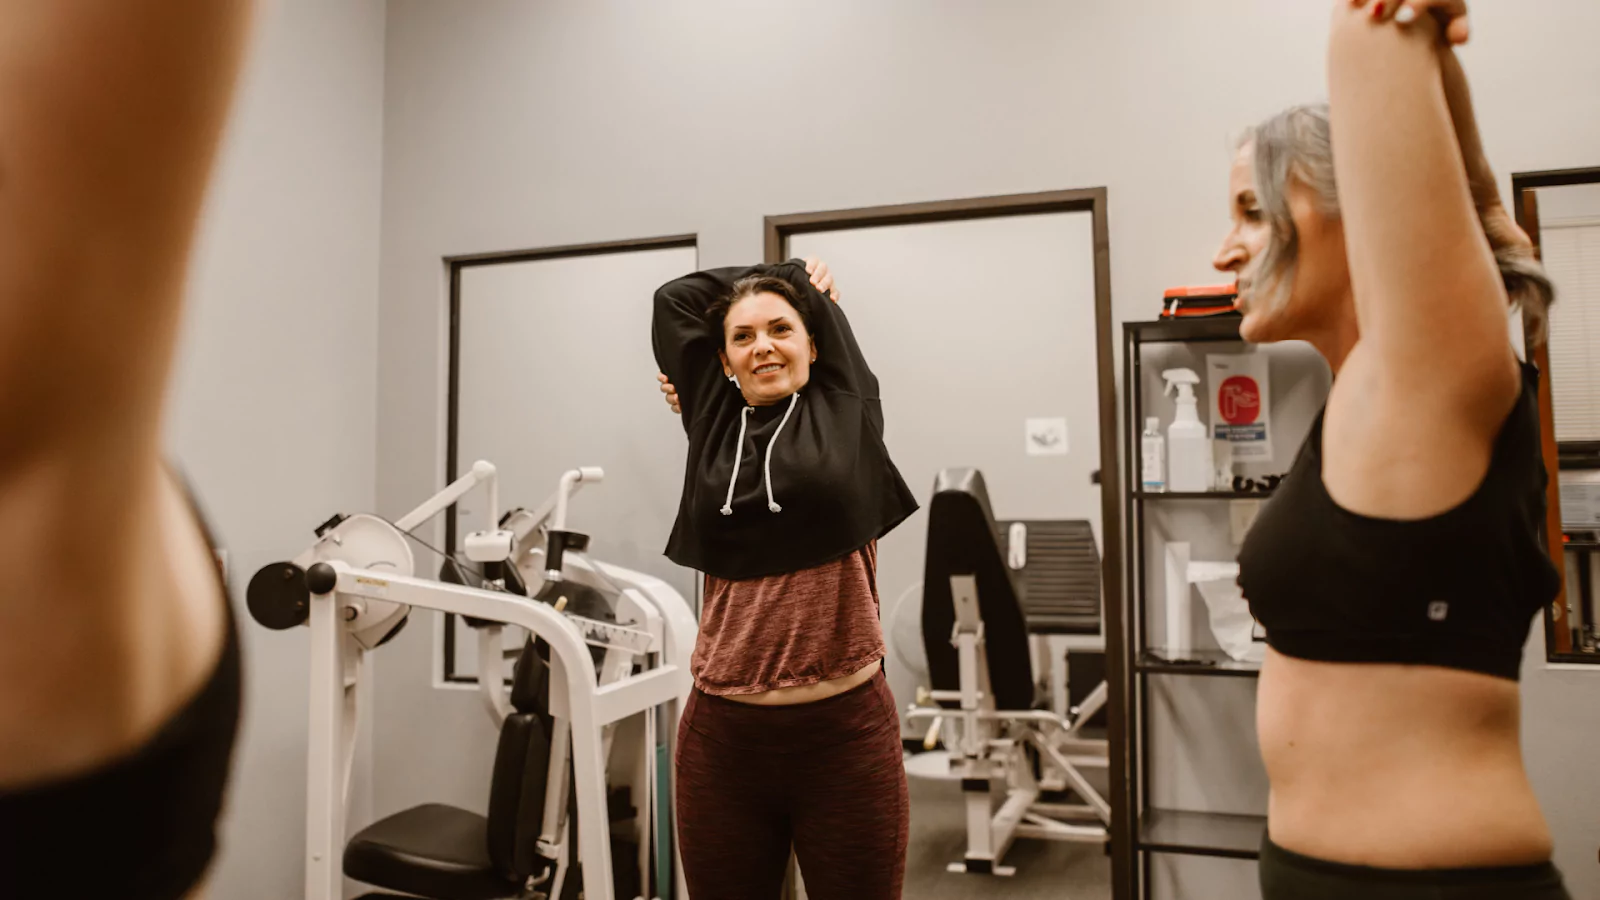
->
[247,461,696,900]
[248,513,415,647]
[904,467,1111,878]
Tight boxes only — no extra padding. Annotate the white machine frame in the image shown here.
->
[293,462,696,900]
[906,574,1110,877]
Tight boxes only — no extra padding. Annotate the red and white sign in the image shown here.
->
[1207,354,1273,462]
[1217,375,1262,425]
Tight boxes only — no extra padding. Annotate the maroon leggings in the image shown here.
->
[674,671,909,900]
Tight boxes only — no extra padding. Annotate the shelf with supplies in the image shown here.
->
[1126,314,1247,344]
[1137,808,1268,860]
[1116,316,1327,897]
[1137,649,1262,678]
[1133,490,1275,501]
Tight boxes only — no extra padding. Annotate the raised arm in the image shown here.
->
[1326,2,1519,402]
[653,258,876,427]
[655,258,838,416]
[1355,0,1518,247]
[652,265,765,427]
[762,260,881,403]
[1435,47,1532,257]
[0,0,253,794]
[0,0,255,462]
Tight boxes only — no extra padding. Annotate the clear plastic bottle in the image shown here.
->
[1163,368,1213,493]
[1141,416,1166,492]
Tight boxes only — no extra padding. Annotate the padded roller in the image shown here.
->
[246,562,310,630]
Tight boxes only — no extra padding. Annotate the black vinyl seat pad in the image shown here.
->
[344,803,518,900]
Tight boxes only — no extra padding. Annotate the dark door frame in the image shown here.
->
[440,232,697,683]
[765,188,1131,898]
[1513,166,1600,663]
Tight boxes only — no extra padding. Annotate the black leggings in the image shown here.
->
[1260,835,1570,899]
[674,671,909,900]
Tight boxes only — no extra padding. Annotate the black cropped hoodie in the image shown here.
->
[651,259,918,581]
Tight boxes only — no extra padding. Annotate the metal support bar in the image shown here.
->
[987,787,1037,866]
[904,706,1100,732]
[1068,680,1108,735]
[395,460,496,533]
[926,570,1116,882]
[1029,732,1112,824]
[593,665,688,727]
[317,563,645,900]
[1031,802,1100,819]
[1015,823,1109,842]
[305,589,345,900]
[1061,755,1109,769]
[965,787,995,860]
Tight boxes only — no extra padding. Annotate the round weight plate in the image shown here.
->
[247,561,310,630]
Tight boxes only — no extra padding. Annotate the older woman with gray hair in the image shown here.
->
[1217,1,1570,897]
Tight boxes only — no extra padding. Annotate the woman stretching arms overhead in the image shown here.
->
[652,257,918,900]
[1217,2,1569,897]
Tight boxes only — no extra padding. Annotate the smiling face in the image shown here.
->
[720,290,815,406]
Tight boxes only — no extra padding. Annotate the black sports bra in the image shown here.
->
[1238,361,1561,682]
[0,478,242,899]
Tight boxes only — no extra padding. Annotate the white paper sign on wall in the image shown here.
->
[1025,417,1069,456]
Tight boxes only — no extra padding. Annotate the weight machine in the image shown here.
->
[248,461,695,900]
[905,468,1110,877]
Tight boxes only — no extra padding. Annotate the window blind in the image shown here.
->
[1540,220,1600,442]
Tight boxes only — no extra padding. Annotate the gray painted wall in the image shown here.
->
[165,2,387,897]
[1539,182,1600,222]
[373,0,1600,896]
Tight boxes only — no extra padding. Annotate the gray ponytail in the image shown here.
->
[1496,246,1554,346]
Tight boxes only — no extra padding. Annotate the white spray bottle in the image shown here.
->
[1162,368,1212,492]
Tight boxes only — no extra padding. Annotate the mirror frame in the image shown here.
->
[765,189,1132,895]
[440,232,700,683]
[1512,166,1600,662]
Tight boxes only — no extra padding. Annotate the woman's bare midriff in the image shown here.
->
[1259,647,1552,869]
[723,660,882,707]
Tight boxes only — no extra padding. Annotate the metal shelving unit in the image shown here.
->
[1134,490,1275,501]
[1138,809,1268,860]
[1118,316,1270,898]
[1136,649,1262,678]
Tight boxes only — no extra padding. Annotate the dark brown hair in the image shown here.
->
[706,275,814,345]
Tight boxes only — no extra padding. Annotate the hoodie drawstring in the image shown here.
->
[720,406,752,516]
[763,392,800,512]
[720,391,800,516]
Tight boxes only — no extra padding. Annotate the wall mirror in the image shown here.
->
[1514,168,1600,662]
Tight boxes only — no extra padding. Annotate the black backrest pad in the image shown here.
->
[995,518,1101,635]
[920,468,1035,712]
[509,638,551,718]
[485,712,551,881]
